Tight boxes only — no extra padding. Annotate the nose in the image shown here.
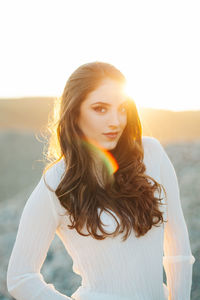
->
[108,110,121,128]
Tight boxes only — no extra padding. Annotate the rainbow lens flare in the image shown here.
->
[82,138,119,175]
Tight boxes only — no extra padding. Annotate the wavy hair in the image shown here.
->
[42,61,167,241]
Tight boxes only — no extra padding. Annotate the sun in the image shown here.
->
[123,81,131,96]
[122,80,138,104]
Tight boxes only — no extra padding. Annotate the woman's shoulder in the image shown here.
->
[142,135,162,147]
[141,136,164,162]
[43,158,66,191]
[142,136,163,150]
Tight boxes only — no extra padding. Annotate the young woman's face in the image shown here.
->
[77,78,128,150]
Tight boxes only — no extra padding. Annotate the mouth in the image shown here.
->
[103,132,119,139]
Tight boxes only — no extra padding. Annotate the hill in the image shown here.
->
[0,97,200,144]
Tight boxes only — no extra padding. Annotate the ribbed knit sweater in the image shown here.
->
[7,136,195,300]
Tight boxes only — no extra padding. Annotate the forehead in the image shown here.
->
[85,79,126,104]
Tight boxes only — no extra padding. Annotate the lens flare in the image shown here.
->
[81,138,119,175]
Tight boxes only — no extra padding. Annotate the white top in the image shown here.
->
[7,136,195,300]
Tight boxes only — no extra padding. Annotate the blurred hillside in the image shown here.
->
[0,97,200,144]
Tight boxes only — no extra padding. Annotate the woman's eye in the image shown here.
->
[120,106,127,113]
[93,105,127,114]
[93,106,106,113]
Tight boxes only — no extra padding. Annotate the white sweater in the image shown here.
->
[7,136,195,300]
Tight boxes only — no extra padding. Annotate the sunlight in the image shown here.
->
[122,79,142,110]
[0,0,200,111]
[123,81,136,102]
[122,74,198,112]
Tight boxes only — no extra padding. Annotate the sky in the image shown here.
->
[0,0,200,111]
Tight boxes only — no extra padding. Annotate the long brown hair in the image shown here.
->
[42,61,167,241]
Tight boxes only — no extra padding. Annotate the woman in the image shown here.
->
[7,61,195,300]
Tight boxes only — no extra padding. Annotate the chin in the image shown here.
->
[100,141,118,151]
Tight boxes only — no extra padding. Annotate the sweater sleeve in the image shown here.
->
[160,145,195,300]
[6,173,72,300]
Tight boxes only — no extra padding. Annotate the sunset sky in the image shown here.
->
[0,0,200,111]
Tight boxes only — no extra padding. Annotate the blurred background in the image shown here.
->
[0,0,199,299]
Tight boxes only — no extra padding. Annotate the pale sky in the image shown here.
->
[0,0,200,111]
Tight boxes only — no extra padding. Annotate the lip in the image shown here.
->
[103,132,119,139]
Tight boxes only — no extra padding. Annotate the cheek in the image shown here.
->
[79,112,103,136]
[90,118,104,134]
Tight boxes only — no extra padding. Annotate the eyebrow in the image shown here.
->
[91,101,128,106]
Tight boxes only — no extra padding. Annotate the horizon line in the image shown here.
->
[0,96,200,113]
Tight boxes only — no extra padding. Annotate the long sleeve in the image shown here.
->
[160,145,195,300]
[6,173,72,300]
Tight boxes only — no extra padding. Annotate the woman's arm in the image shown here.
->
[160,144,195,300]
[6,173,72,300]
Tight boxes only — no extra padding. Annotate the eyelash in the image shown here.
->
[93,106,127,113]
